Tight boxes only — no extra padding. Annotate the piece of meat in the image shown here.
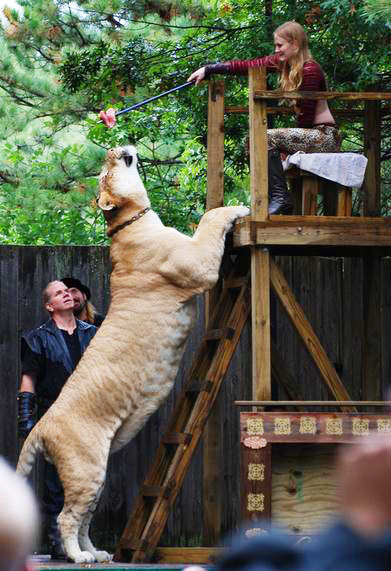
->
[99,108,116,128]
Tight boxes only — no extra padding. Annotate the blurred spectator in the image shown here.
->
[213,435,391,571]
[0,457,38,571]
[61,277,104,327]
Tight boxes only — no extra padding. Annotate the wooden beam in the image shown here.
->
[154,546,222,563]
[206,81,225,210]
[363,101,381,217]
[302,175,319,215]
[254,90,391,101]
[362,255,382,400]
[249,67,271,401]
[225,106,391,117]
[203,79,226,546]
[235,400,390,407]
[233,216,391,248]
[269,259,355,410]
[252,248,271,400]
[249,68,268,217]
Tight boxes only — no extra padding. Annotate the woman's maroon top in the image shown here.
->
[205,54,327,128]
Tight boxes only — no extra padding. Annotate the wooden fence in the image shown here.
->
[0,246,390,549]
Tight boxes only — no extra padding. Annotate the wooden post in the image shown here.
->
[249,67,271,401]
[249,68,268,219]
[362,254,382,400]
[363,101,381,217]
[362,101,382,400]
[203,80,225,546]
[206,81,225,211]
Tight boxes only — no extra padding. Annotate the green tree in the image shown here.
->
[0,0,390,244]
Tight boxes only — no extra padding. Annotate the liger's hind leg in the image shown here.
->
[57,468,108,563]
[78,482,112,562]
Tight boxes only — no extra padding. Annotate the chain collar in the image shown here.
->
[107,207,151,238]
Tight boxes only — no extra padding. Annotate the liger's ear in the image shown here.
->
[97,191,116,211]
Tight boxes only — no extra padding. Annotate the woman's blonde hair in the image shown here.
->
[86,300,97,324]
[274,21,312,92]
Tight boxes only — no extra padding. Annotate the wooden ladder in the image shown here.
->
[114,251,251,563]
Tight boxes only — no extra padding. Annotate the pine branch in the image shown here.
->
[0,84,36,107]
[0,170,17,183]
[122,19,259,32]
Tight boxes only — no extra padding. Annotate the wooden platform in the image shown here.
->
[233,216,391,248]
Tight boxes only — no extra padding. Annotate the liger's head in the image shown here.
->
[97,146,149,214]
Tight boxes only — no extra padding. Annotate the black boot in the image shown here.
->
[268,149,292,215]
[17,391,36,438]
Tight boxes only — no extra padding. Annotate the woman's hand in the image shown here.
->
[187,67,206,85]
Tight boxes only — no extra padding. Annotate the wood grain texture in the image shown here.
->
[302,176,319,215]
[154,547,222,563]
[363,101,381,216]
[249,67,268,219]
[225,106,391,117]
[234,217,391,247]
[251,248,271,400]
[0,246,19,465]
[271,444,338,533]
[270,259,354,409]
[204,80,226,545]
[254,90,391,101]
[206,81,225,211]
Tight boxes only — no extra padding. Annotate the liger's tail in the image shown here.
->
[16,427,43,477]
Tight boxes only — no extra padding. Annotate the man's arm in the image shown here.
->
[18,373,37,438]
[20,373,36,393]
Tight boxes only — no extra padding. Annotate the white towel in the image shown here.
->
[284,152,368,188]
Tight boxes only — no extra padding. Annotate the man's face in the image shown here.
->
[45,281,74,314]
[67,287,87,315]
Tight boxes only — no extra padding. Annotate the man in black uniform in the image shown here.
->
[17,280,97,559]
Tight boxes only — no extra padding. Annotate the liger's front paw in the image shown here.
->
[235,206,250,218]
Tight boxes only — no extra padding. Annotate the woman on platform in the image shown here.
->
[188,21,340,215]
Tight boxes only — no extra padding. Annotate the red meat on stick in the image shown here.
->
[99,108,116,128]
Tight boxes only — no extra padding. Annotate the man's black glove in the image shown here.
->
[17,391,36,438]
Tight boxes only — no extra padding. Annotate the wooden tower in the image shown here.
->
[114,69,391,563]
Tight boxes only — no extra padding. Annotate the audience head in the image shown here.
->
[0,457,39,571]
[61,277,91,317]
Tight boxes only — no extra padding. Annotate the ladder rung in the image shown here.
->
[185,379,213,394]
[163,432,192,445]
[204,327,235,341]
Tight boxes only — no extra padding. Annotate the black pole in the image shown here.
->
[114,80,194,117]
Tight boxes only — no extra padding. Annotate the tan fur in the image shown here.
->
[17,145,249,563]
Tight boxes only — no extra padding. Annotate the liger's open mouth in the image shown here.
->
[122,153,133,167]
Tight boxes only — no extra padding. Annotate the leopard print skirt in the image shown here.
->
[267,125,341,154]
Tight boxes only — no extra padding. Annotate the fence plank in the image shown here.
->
[0,246,19,464]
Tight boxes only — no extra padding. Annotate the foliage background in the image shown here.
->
[0,0,390,245]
